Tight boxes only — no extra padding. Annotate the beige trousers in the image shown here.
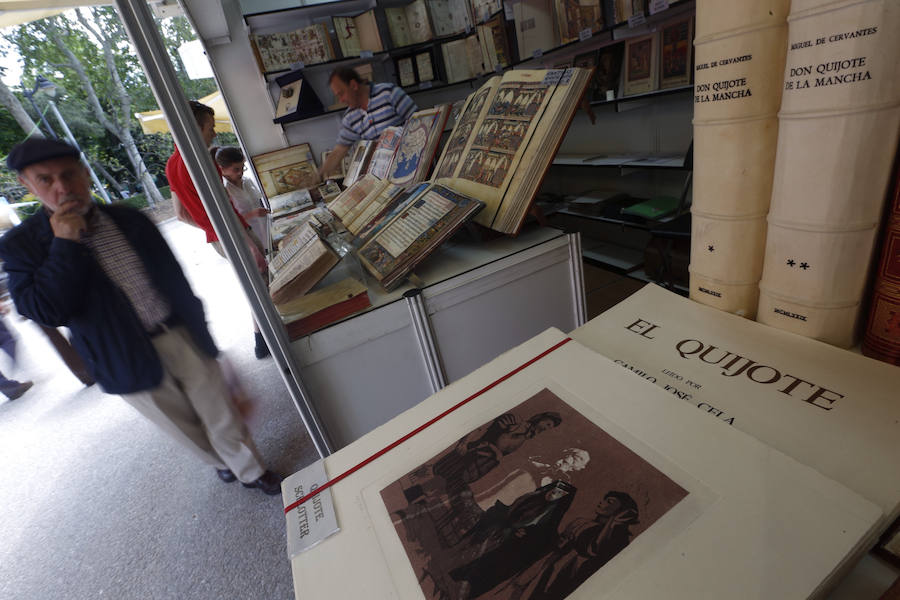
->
[121,326,265,483]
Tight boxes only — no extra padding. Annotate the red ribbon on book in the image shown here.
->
[284,336,573,515]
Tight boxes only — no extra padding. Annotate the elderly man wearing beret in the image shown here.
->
[0,137,281,495]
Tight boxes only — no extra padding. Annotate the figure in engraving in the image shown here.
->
[522,491,639,600]
[449,480,577,599]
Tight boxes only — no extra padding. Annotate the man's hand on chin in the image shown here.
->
[50,205,88,241]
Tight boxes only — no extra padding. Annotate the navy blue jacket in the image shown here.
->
[0,204,218,394]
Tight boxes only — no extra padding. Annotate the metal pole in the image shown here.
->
[567,231,587,327]
[44,100,112,204]
[404,289,447,393]
[21,87,57,139]
[114,0,333,457]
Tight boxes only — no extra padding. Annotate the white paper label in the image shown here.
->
[606,89,616,101]
[532,48,543,59]
[360,50,374,58]
[578,28,592,42]
[648,0,669,15]
[282,460,340,559]
[628,11,646,27]
[503,1,514,20]
[419,80,433,89]
[290,61,304,71]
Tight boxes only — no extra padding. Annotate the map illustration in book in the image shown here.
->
[252,143,318,198]
[389,105,451,185]
[380,387,688,600]
[433,69,593,233]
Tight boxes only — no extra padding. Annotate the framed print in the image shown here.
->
[659,16,693,89]
[623,32,659,95]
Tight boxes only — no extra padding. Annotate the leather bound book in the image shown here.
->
[689,0,790,318]
[757,0,900,348]
[862,156,900,365]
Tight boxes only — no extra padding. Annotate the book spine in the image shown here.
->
[757,0,900,347]
[689,0,791,318]
[861,156,900,364]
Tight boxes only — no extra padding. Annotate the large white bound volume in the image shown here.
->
[570,284,900,533]
[757,0,900,347]
[285,328,881,599]
[689,0,790,318]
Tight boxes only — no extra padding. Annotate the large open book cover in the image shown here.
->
[570,283,900,531]
[250,24,335,73]
[285,328,881,599]
[757,0,900,347]
[333,10,383,57]
[433,68,593,234]
[357,183,484,289]
[251,143,317,198]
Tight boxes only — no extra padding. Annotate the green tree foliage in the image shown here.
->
[0,9,218,196]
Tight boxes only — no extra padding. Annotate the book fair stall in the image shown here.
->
[112,0,900,597]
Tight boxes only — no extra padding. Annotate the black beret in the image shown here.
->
[6,137,80,171]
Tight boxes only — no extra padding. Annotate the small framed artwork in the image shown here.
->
[659,16,693,89]
[594,42,624,100]
[623,31,659,96]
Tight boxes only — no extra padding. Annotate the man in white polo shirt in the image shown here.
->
[318,67,417,181]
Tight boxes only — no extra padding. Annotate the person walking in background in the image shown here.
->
[166,101,270,359]
[0,137,281,494]
[0,316,32,401]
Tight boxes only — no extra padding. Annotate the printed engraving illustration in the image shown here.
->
[381,388,689,600]
[627,38,652,82]
[661,20,690,81]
